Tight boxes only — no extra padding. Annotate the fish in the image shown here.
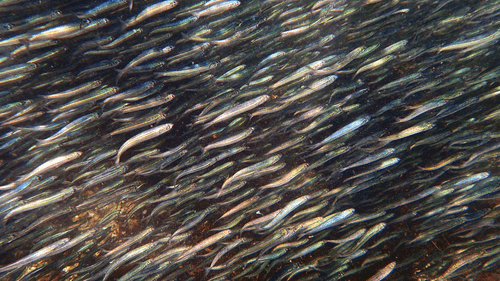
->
[122,0,179,29]
[176,230,232,261]
[116,46,174,81]
[0,0,499,280]
[200,95,270,129]
[3,187,76,223]
[0,238,70,274]
[115,123,172,165]
[312,116,370,149]
[16,152,82,183]
[366,261,396,281]
[192,1,240,18]
[202,127,253,154]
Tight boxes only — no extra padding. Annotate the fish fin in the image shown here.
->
[31,136,45,144]
[101,133,112,140]
[119,18,128,32]
[204,268,211,279]
[185,122,196,129]
[19,38,30,54]
[115,68,125,83]
[180,32,191,41]
[7,126,19,132]
[306,65,322,74]
[416,165,430,171]
[201,123,211,130]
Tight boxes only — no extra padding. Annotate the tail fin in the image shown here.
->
[115,68,126,84]
[119,18,128,32]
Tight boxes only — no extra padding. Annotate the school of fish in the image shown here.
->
[0,0,500,280]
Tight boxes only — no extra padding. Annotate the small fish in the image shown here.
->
[302,208,355,237]
[103,242,160,281]
[366,262,396,281]
[192,1,240,18]
[17,152,82,183]
[379,122,435,142]
[177,230,232,261]
[201,95,269,129]
[105,226,155,258]
[313,116,370,149]
[437,30,500,53]
[122,0,179,29]
[116,46,174,81]
[4,187,76,223]
[43,80,102,100]
[202,127,254,154]
[77,0,128,18]
[259,163,308,192]
[354,55,394,77]
[261,195,310,230]
[36,113,100,145]
[116,123,173,165]
[0,238,70,273]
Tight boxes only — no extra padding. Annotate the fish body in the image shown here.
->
[123,0,179,29]
[116,123,173,165]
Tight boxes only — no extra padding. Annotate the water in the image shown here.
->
[0,0,500,280]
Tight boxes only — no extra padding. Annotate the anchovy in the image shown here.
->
[312,116,370,149]
[366,261,396,281]
[201,95,269,129]
[379,122,435,142]
[259,163,308,192]
[117,46,174,81]
[103,242,160,281]
[116,123,173,165]
[17,152,82,182]
[261,195,310,230]
[105,226,155,258]
[177,230,232,261]
[4,187,75,223]
[0,238,70,273]
[203,128,253,155]
[192,1,240,18]
[122,0,179,29]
